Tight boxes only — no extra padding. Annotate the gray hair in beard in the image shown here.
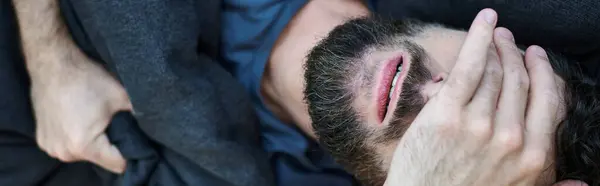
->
[303,16,431,186]
[304,16,600,186]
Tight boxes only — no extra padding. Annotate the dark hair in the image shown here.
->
[549,51,600,185]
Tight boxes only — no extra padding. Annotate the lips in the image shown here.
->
[377,55,404,123]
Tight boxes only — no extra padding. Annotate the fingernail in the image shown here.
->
[497,28,514,41]
[532,46,548,59]
[482,9,496,24]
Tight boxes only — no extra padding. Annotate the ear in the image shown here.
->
[421,73,448,101]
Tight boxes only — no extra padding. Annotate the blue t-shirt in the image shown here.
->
[221,0,378,185]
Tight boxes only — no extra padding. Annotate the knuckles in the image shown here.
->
[505,67,530,96]
[492,127,524,154]
[435,112,496,143]
[497,40,520,54]
[435,113,464,137]
[65,136,87,157]
[466,120,493,141]
[519,150,548,174]
[487,64,504,84]
[515,74,530,92]
[37,135,88,163]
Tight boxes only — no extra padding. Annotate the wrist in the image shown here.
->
[26,52,86,84]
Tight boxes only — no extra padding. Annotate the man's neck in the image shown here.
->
[261,0,369,138]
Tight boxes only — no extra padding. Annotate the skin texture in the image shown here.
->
[383,10,560,186]
[11,0,588,185]
[268,1,589,185]
[12,0,129,173]
[263,0,370,139]
[300,8,566,185]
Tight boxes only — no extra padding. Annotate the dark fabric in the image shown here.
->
[61,0,274,185]
[3,0,600,186]
[0,0,274,185]
[374,0,600,79]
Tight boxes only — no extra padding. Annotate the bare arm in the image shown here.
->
[12,0,81,79]
[12,0,130,173]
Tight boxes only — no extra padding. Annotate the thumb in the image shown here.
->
[104,76,132,112]
[553,180,588,186]
[85,134,126,174]
[112,88,133,112]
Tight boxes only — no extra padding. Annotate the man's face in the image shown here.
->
[303,18,557,185]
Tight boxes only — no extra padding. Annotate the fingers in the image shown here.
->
[438,8,497,104]
[84,134,126,174]
[493,28,529,129]
[36,125,79,162]
[117,95,133,112]
[520,46,558,175]
[491,27,528,152]
[523,46,557,151]
[108,79,133,112]
[467,44,502,117]
[38,126,126,174]
[481,28,532,185]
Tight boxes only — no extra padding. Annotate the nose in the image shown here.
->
[420,72,447,101]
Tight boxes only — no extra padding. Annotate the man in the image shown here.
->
[303,16,600,185]
[224,0,599,185]
[1,1,597,186]
[3,0,272,185]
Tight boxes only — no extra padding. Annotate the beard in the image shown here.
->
[304,17,431,186]
[305,16,600,186]
[376,41,431,144]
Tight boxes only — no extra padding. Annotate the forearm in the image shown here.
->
[12,0,81,80]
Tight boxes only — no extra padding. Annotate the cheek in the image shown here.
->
[422,46,460,75]
[412,32,466,75]
[352,86,378,125]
